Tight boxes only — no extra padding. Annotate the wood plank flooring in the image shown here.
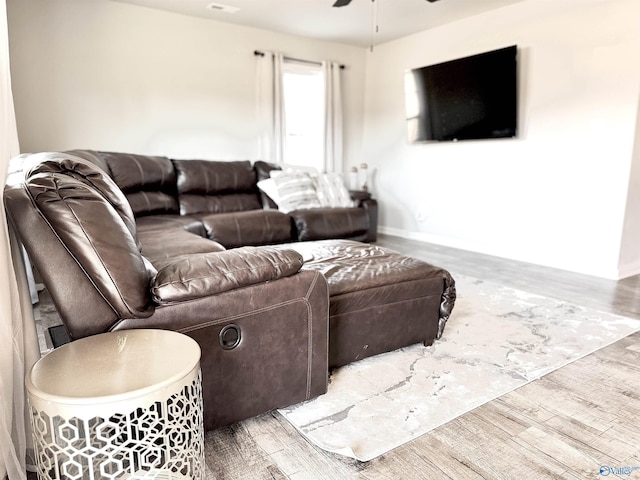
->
[202,235,640,479]
[28,234,640,479]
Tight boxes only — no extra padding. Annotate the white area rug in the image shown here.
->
[278,274,640,462]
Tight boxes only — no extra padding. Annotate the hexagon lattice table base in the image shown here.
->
[29,372,204,480]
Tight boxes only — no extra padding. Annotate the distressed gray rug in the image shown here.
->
[278,275,640,462]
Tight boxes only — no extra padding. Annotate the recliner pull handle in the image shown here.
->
[219,324,241,350]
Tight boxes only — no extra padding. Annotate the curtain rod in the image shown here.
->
[254,50,345,69]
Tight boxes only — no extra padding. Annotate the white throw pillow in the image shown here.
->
[270,171,321,213]
[256,178,280,206]
[312,173,355,208]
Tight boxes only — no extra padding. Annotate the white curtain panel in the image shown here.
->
[0,1,40,478]
[256,51,286,164]
[322,61,343,174]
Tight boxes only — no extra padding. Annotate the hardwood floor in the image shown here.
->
[29,234,640,479]
[204,234,640,479]
[376,234,640,322]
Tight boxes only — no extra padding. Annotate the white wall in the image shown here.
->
[619,93,640,277]
[8,0,640,279]
[7,0,366,165]
[362,0,640,279]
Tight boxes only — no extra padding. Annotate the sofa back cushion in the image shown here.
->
[254,160,281,209]
[100,152,179,217]
[64,149,111,174]
[173,159,262,215]
[22,152,154,320]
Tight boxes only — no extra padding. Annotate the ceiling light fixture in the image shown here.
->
[206,2,240,14]
[333,0,440,7]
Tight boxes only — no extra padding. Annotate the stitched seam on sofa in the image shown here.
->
[174,296,315,391]
[323,272,445,297]
[41,156,135,227]
[307,272,330,378]
[262,215,269,242]
[234,216,242,245]
[201,162,211,193]
[142,191,151,213]
[25,183,122,316]
[328,276,444,298]
[60,196,139,315]
[176,297,311,334]
[304,271,321,301]
[160,156,167,186]
[329,292,439,317]
[132,155,146,188]
[303,272,321,399]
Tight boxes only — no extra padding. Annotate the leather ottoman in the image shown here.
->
[279,240,456,368]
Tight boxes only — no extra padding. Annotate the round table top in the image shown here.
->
[26,329,201,405]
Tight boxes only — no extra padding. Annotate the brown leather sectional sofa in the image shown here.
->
[71,150,378,247]
[5,151,455,431]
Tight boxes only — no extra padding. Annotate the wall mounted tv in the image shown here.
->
[404,45,518,143]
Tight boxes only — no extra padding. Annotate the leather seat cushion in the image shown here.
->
[281,239,449,296]
[139,228,225,263]
[136,214,208,237]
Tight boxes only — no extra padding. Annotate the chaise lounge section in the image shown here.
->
[279,240,455,368]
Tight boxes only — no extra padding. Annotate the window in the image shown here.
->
[282,60,325,171]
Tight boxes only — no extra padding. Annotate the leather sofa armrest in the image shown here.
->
[151,246,303,304]
[361,197,378,242]
[349,191,378,242]
[290,207,369,242]
[349,190,371,205]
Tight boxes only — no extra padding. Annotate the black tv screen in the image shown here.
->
[404,45,518,142]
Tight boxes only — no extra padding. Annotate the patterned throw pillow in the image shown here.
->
[271,171,321,213]
[312,173,354,208]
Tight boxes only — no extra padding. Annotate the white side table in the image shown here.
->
[26,329,204,480]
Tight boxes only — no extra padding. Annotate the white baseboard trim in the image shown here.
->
[617,260,640,280]
[377,226,633,280]
[378,226,502,259]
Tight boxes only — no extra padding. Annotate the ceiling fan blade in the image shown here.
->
[333,0,352,7]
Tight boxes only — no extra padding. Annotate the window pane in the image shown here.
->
[282,62,325,171]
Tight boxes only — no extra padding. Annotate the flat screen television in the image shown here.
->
[404,45,518,143]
